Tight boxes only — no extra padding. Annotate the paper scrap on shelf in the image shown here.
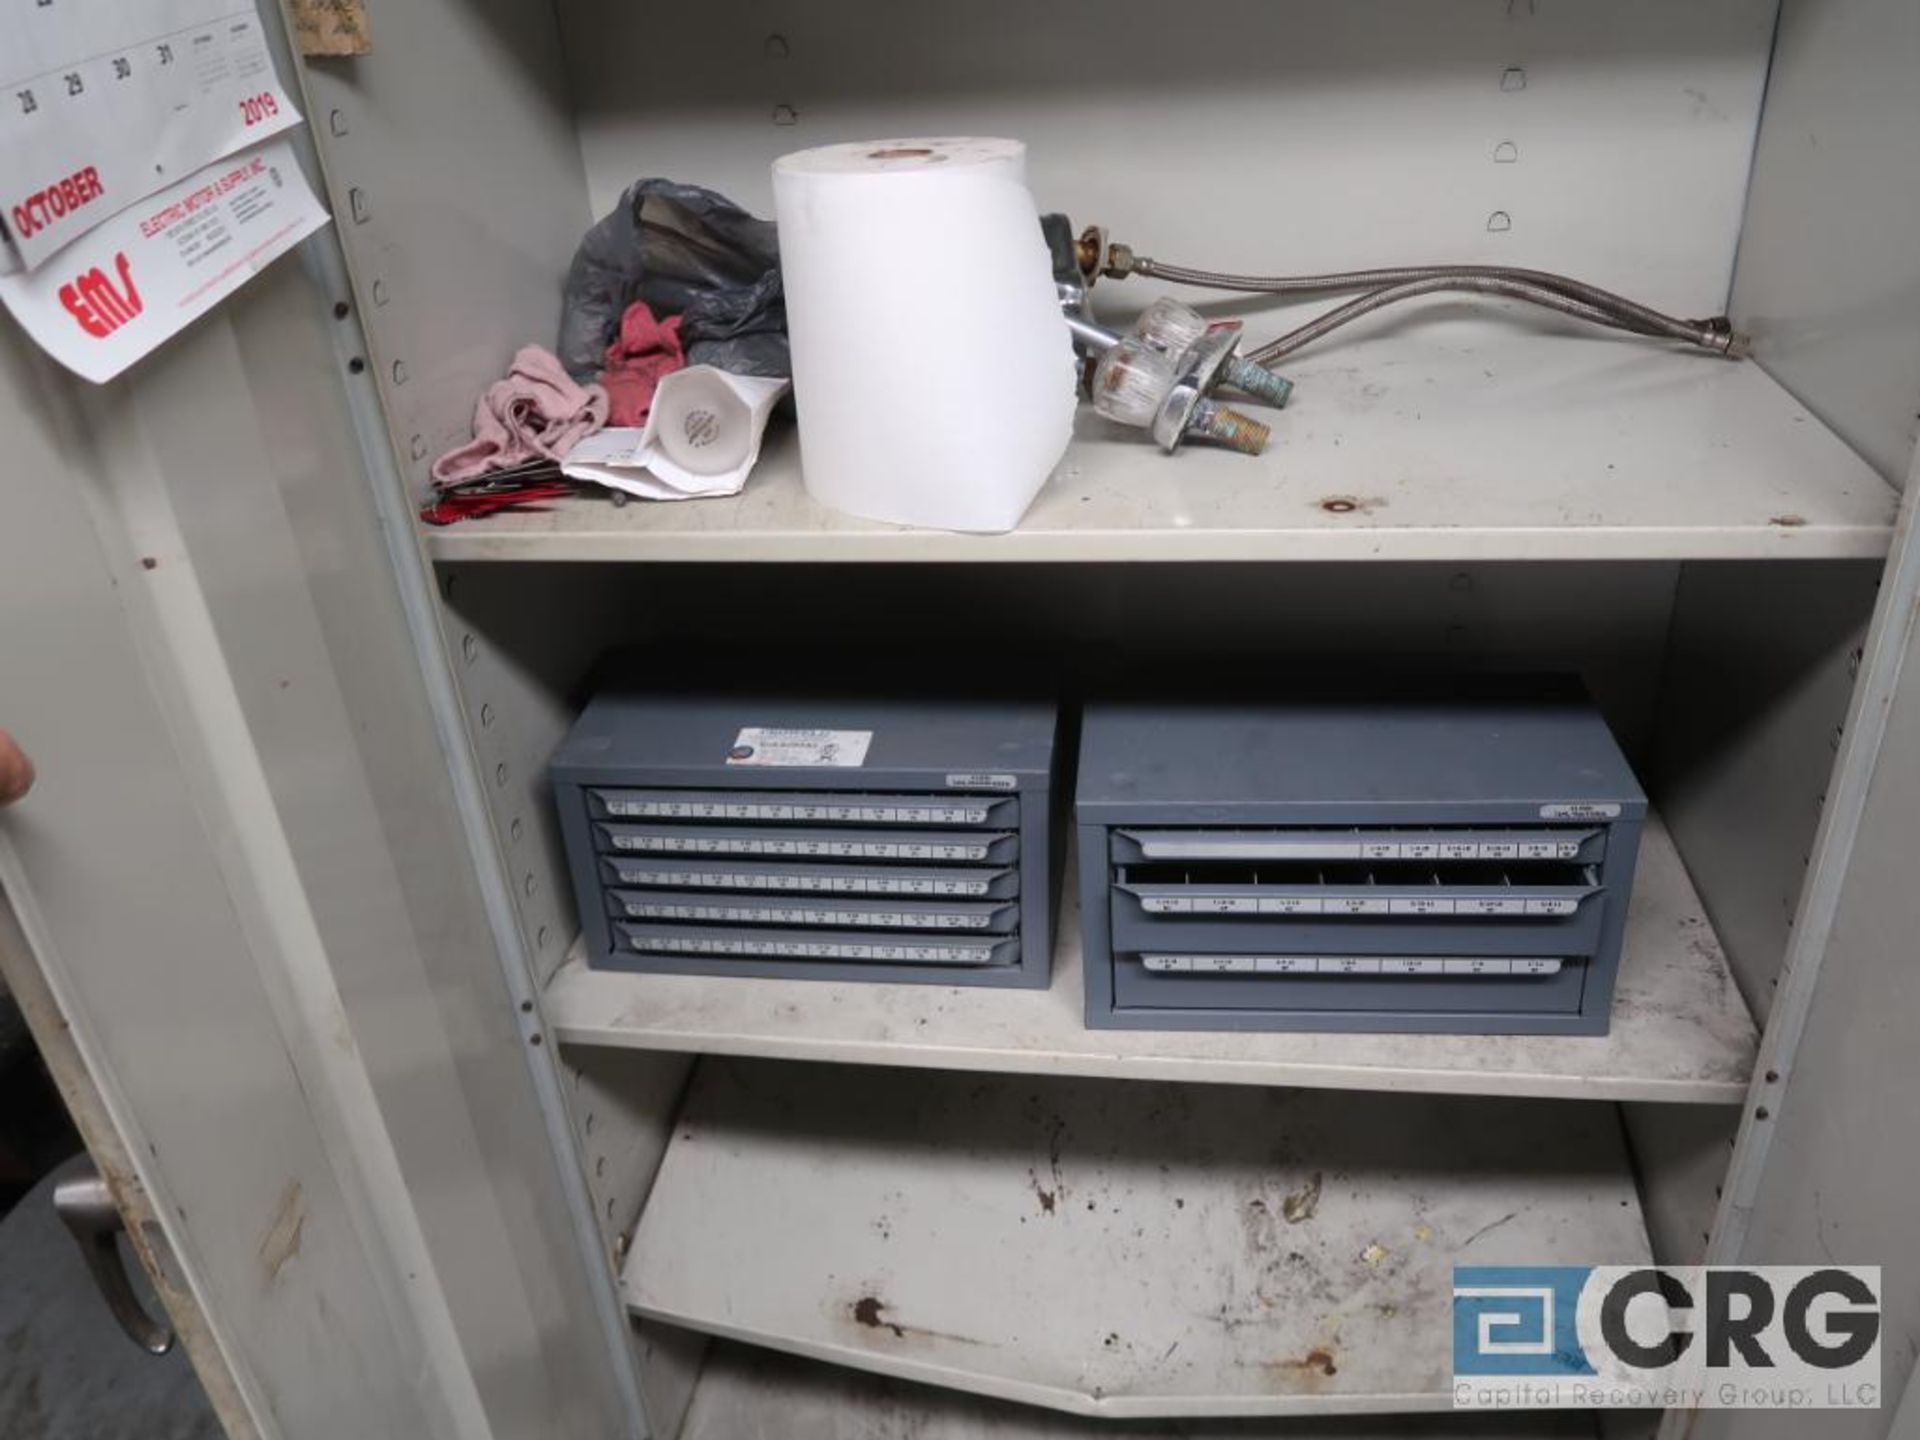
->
[562,373,790,501]
[0,0,304,271]
[0,140,330,383]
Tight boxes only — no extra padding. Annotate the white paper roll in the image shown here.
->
[773,138,1077,533]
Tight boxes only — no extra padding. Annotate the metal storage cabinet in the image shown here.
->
[0,0,1916,1436]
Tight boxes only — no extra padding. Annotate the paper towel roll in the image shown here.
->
[773,138,1077,533]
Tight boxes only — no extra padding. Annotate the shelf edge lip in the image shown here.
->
[544,1015,1752,1105]
[622,1301,1473,1419]
[425,523,1898,565]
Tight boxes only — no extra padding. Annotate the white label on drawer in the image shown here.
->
[1443,958,1514,975]
[1318,956,1383,974]
[1540,803,1621,821]
[1513,958,1564,975]
[1255,957,1319,974]
[946,772,1018,791]
[1193,955,1256,972]
[1381,958,1446,975]
[1458,897,1531,916]
[727,727,873,767]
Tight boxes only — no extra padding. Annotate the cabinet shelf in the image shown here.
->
[546,813,1758,1104]
[426,325,1895,564]
[628,1058,1652,1418]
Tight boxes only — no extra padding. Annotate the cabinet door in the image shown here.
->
[1684,474,1920,1440]
[0,215,641,1438]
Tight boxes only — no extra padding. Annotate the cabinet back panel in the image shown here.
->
[563,0,1776,316]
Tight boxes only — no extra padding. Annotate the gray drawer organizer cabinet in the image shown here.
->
[1076,690,1647,1034]
[551,688,1061,986]
[0,1,1917,1438]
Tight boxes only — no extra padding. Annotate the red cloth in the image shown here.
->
[602,301,686,425]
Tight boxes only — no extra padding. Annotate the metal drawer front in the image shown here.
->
[592,788,1017,828]
[1109,901,1606,959]
[616,922,1018,967]
[593,823,1019,865]
[1113,951,1586,1016]
[1119,879,1598,919]
[1140,955,1567,976]
[583,781,1032,979]
[553,696,1058,987]
[607,891,1019,933]
[599,856,1018,899]
[1109,847,1608,956]
[1113,827,1606,865]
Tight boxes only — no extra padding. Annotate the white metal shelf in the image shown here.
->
[425,323,1895,564]
[627,1058,1653,1418]
[546,814,1757,1103]
[679,1340,1604,1439]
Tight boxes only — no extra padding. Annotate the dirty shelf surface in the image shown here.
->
[679,1339,1604,1438]
[547,814,1757,1103]
[424,322,1895,563]
[628,1058,1651,1418]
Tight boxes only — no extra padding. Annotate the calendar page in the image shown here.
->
[0,138,329,382]
[0,0,301,271]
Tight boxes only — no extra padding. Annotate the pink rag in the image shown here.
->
[432,344,609,484]
[601,301,686,426]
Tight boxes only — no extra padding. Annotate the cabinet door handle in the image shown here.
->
[52,1170,174,1355]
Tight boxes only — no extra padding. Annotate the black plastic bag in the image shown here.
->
[559,179,788,382]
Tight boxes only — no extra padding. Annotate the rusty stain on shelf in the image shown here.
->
[1317,495,1387,515]
[1029,1172,1057,1215]
[1262,1346,1340,1390]
[846,1295,987,1348]
[851,1295,903,1337]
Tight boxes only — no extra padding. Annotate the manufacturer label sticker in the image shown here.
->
[726,727,872,768]
[1540,803,1622,821]
[945,772,1018,791]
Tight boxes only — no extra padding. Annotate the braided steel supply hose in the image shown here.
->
[1117,252,1743,361]
[1244,276,1727,367]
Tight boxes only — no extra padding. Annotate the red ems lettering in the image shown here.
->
[60,252,143,338]
[11,166,106,239]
